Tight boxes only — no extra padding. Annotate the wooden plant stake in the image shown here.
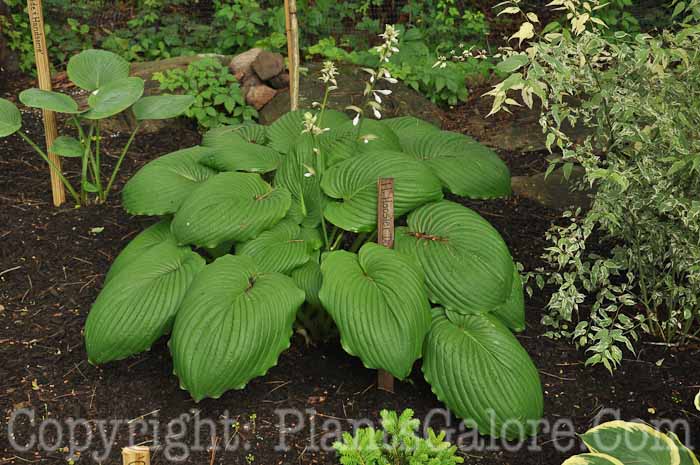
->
[27,0,65,206]
[122,446,150,465]
[377,177,395,393]
[284,0,300,110]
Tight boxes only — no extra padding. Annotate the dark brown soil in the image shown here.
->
[1,103,699,465]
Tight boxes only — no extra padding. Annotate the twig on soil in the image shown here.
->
[209,436,220,465]
[539,371,576,381]
[266,380,291,396]
[128,409,161,424]
[0,265,21,277]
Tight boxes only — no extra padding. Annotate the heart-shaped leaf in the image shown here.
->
[83,77,145,120]
[339,118,402,152]
[170,254,305,400]
[123,146,218,216]
[291,259,323,308]
[562,454,625,465]
[383,116,440,137]
[84,241,205,364]
[399,131,511,198]
[50,136,84,157]
[0,98,22,137]
[132,94,195,120]
[67,49,130,91]
[19,89,80,114]
[581,421,681,465]
[237,220,322,274]
[319,243,432,379]
[171,172,291,248]
[422,309,543,439]
[321,150,443,233]
[395,200,514,314]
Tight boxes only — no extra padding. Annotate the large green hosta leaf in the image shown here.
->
[237,220,322,274]
[105,219,176,284]
[0,98,22,137]
[669,432,700,465]
[291,259,323,307]
[319,243,431,379]
[85,241,205,365]
[123,146,218,215]
[581,421,681,465]
[491,267,526,332]
[19,89,80,114]
[267,109,349,154]
[199,140,283,174]
[170,255,305,401]
[422,308,543,439]
[382,116,440,137]
[395,200,514,314]
[171,172,291,248]
[202,123,268,146]
[67,49,130,91]
[83,77,145,120]
[339,118,402,152]
[399,131,511,199]
[274,134,324,228]
[321,151,443,233]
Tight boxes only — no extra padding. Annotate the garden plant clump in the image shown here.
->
[81,26,543,440]
[0,49,194,206]
[488,0,700,370]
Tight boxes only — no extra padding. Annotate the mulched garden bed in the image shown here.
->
[1,102,698,465]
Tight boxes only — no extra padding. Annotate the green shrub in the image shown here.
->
[154,58,258,129]
[490,0,700,370]
[561,420,698,465]
[0,49,193,205]
[334,409,464,465]
[82,34,543,435]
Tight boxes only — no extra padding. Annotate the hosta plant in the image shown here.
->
[561,420,699,465]
[85,29,542,439]
[0,49,194,205]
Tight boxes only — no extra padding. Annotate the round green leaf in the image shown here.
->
[19,88,80,114]
[237,220,322,274]
[267,109,349,154]
[67,49,130,91]
[382,116,440,137]
[581,421,681,465]
[122,146,218,216]
[340,118,402,152]
[0,98,22,137]
[321,150,443,233]
[83,77,145,120]
[84,241,205,365]
[170,254,305,401]
[491,266,526,332]
[400,131,511,199]
[319,243,432,379]
[395,200,514,314]
[171,172,292,248]
[50,136,83,157]
[561,454,625,465]
[422,309,543,439]
[132,94,195,120]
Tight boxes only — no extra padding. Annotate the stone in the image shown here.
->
[240,73,263,96]
[252,51,285,81]
[511,166,592,211]
[259,62,444,127]
[229,48,263,81]
[268,72,290,90]
[246,85,278,110]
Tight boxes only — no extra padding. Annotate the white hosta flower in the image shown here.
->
[301,112,329,136]
[352,113,361,126]
[319,61,339,87]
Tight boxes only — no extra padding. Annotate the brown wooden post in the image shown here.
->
[377,177,395,393]
[122,446,150,465]
[284,0,300,110]
[27,0,65,206]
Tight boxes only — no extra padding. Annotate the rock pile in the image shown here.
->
[228,48,289,111]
